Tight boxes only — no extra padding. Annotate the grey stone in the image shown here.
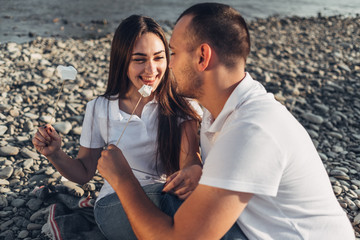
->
[81,89,94,100]
[0,219,13,232]
[62,181,85,197]
[0,179,10,185]
[13,95,23,104]
[333,186,342,196]
[53,121,72,134]
[329,169,350,180]
[42,68,55,78]
[0,125,8,135]
[27,223,42,231]
[354,213,360,225]
[351,180,360,188]
[327,132,343,139]
[20,148,40,160]
[0,229,14,240]
[26,198,42,211]
[0,166,14,179]
[0,146,19,156]
[24,112,39,120]
[307,129,318,139]
[17,230,29,239]
[332,145,344,153]
[24,120,34,132]
[338,62,351,72]
[39,115,52,123]
[28,174,48,184]
[23,159,34,169]
[318,153,328,161]
[11,198,26,208]
[313,103,329,113]
[0,210,12,218]
[0,194,8,207]
[30,208,48,222]
[301,112,324,124]
[0,104,12,111]
[71,126,82,135]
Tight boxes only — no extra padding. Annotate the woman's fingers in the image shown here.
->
[32,125,62,156]
[163,173,183,193]
[33,129,50,146]
[38,126,52,141]
[45,124,60,139]
[32,135,46,147]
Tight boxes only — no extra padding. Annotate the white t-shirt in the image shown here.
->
[199,73,354,239]
[80,96,202,201]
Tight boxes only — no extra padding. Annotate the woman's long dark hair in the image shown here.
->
[103,15,201,176]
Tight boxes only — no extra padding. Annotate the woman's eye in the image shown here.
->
[133,59,145,63]
[155,56,165,60]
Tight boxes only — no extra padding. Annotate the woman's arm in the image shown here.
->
[162,120,203,199]
[32,124,102,185]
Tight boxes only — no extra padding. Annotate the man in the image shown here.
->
[98,3,354,239]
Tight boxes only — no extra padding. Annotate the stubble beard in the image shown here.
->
[175,65,203,100]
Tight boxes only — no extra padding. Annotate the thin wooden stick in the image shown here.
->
[49,80,66,125]
[115,96,142,146]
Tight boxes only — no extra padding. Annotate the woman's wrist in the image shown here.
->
[46,148,63,161]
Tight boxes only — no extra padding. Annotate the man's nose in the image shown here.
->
[169,57,173,69]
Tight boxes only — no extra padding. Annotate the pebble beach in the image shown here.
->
[0,14,359,239]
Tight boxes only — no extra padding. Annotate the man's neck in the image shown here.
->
[199,67,246,120]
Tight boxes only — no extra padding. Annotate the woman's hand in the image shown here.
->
[32,124,61,157]
[162,164,202,200]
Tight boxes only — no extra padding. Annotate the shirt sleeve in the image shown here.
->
[79,98,106,148]
[199,120,285,197]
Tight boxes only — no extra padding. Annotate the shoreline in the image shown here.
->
[1,12,358,45]
[0,15,360,239]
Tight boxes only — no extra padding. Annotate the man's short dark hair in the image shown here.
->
[177,3,251,68]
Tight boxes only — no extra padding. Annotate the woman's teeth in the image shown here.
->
[142,77,155,81]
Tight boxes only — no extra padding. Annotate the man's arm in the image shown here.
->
[98,144,252,240]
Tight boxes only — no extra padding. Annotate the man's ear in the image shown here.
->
[196,43,211,72]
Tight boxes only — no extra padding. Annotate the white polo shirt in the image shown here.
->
[199,73,354,239]
[80,96,202,201]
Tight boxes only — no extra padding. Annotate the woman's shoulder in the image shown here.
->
[85,95,118,113]
[86,95,114,106]
[186,98,203,118]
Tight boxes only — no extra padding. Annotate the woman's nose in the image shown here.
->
[145,61,156,74]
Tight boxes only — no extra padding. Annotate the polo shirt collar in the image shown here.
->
[110,95,157,121]
[206,72,255,133]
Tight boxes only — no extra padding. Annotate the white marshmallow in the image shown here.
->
[57,65,77,80]
[138,85,152,97]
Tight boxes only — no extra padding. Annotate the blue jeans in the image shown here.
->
[94,183,247,240]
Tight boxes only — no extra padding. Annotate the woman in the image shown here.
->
[32,15,202,239]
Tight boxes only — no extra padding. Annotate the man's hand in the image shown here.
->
[163,165,202,199]
[98,144,132,186]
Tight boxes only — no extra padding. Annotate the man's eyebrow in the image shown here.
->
[132,50,165,56]
[169,44,174,49]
